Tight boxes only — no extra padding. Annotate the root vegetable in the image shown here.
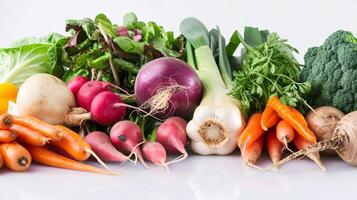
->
[0,142,32,171]
[157,117,188,163]
[16,74,90,126]
[293,133,326,172]
[13,115,62,141]
[242,136,264,169]
[25,145,116,175]
[67,76,88,98]
[261,107,280,131]
[0,153,3,169]
[10,124,49,146]
[0,113,14,129]
[85,131,131,162]
[238,113,264,151]
[272,111,357,168]
[134,57,202,119]
[142,141,167,166]
[90,91,126,126]
[266,128,284,164]
[276,120,295,150]
[76,80,110,111]
[110,120,147,167]
[0,130,17,143]
[306,106,345,155]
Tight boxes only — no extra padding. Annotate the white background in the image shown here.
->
[1,0,357,200]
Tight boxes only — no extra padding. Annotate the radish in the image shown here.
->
[272,111,357,169]
[76,81,110,111]
[85,131,133,163]
[142,141,167,165]
[90,91,126,126]
[110,120,148,168]
[67,76,88,98]
[156,116,188,163]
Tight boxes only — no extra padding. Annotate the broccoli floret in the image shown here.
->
[300,30,357,113]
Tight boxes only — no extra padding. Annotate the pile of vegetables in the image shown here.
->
[0,12,356,174]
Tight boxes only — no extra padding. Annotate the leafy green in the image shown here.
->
[230,28,310,115]
[0,34,67,86]
[95,13,116,38]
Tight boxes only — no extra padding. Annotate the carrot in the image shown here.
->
[238,113,265,150]
[51,125,91,161]
[12,115,62,141]
[0,130,17,143]
[276,120,295,150]
[0,153,3,169]
[293,133,326,172]
[0,142,32,171]
[289,106,307,126]
[10,124,50,146]
[261,106,280,131]
[267,96,316,143]
[25,145,116,175]
[266,128,284,164]
[242,136,264,168]
[0,113,13,130]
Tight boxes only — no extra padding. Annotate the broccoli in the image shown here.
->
[300,30,357,113]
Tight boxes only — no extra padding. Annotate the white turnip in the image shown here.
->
[16,74,90,126]
[273,111,357,169]
[306,106,345,155]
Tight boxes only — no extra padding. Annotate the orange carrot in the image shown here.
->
[267,96,316,143]
[261,106,280,131]
[25,145,116,175]
[0,142,32,171]
[0,130,17,143]
[242,136,264,167]
[289,106,307,126]
[12,115,62,141]
[276,120,295,149]
[266,128,284,164]
[10,124,50,146]
[238,113,265,150]
[293,133,326,172]
[0,113,13,130]
[51,126,91,161]
[0,153,3,169]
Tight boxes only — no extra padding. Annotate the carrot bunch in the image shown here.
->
[238,96,321,169]
[0,113,115,175]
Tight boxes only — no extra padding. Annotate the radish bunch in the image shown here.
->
[67,77,126,126]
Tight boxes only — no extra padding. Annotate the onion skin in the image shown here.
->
[134,57,202,119]
[306,106,344,155]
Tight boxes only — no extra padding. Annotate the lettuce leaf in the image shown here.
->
[0,34,66,86]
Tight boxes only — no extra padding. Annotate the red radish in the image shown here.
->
[142,141,167,165]
[156,116,188,162]
[67,76,88,98]
[110,120,148,168]
[76,81,110,111]
[85,131,132,163]
[90,91,126,126]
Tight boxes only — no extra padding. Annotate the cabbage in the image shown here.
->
[0,33,67,86]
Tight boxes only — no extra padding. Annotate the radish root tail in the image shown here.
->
[267,135,345,170]
[85,149,118,174]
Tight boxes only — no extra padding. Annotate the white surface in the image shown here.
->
[0,154,357,200]
[1,1,357,199]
